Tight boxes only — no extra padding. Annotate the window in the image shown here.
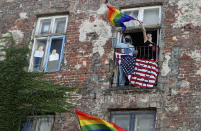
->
[122,6,161,27]
[110,111,156,131]
[112,6,161,87]
[20,116,54,131]
[29,15,68,72]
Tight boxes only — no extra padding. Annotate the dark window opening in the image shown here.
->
[112,30,160,87]
[124,30,158,60]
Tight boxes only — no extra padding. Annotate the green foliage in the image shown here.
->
[0,33,75,131]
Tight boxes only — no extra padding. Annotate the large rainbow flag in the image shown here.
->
[75,110,126,131]
[107,5,135,32]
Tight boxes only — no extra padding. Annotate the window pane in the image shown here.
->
[143,8,159,25]
[111,114,130,130]
[39,19,51,34]
[46,37,64,72]
[33,39,47,72]
[35,117,54,131]
[135,114,155,131]
[20,120,33,131]
[124,10,139,27]
[54,18,66,33]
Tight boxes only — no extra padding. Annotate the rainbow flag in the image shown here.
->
[107,5,135,32]
[75,110,126,131]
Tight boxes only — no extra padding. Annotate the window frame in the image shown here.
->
[35,15,68,35]
[29,15,68,72]
[121,6,162,27]
[20,115,55,131]
[44,35,65,72]
[110,111,156,131]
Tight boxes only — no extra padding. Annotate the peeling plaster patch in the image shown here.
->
[171,89,178,95]
[187,50,201,61]
[197,68,201,75]
[172,36,177,41]
[83,61,87,67]
[97,4,108,15]
[79,19,112,57]
[170,0,201,28]
[6,0,15,2]
[104,59,109,65]
[75,64,81,70]
[19,12,28,19]
[139,96,149,103]
[181,49,201,75]
[9,30,24,43]
[161,53,171,76]
[181,31,190,39]
[0,30,24,60]
[181,80,190,88]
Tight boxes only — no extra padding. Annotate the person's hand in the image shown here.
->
[138,20,143,25]
[149,44,153,47]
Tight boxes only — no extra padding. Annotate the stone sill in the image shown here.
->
[103,85,161,94]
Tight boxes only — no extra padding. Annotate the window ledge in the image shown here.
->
[104,85,162,94]
[116,24,161,33]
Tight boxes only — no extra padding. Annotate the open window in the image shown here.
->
[29,15,68,72]
[112,6,161,87]
[120,6,161,60]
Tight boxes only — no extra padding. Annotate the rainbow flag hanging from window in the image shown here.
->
[75,110,127,131]
[107,5,135,32]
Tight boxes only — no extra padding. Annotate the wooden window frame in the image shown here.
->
[29,15,68,72]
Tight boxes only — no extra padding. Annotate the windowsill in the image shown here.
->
[34,33,66,38]
[104,85,161,94]
[116,24,161,33]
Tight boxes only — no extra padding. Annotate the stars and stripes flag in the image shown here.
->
[115,51,159,88]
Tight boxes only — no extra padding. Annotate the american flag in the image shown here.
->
[116,51,159,88]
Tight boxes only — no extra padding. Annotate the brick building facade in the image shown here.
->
[0,0,201,131]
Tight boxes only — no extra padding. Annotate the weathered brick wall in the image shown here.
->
[0,0,201,131]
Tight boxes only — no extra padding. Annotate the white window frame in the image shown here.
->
[29,15,68,72]
[121,6,161,27]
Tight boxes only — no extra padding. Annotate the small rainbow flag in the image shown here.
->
[75,110,126,131]
[107,5,135,32]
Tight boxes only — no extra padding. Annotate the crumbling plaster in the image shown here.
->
[79,19,112,57]
[169,0,201,28]
[161,53,171,76]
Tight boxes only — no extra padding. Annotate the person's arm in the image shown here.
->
[139,21,147,43]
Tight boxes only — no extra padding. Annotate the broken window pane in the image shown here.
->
[39,19,51,34]
[143,8,159,25]
[33,39,47,72]
[54,18,67,34]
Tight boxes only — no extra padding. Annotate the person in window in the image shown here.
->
[115,35,135,86]
[47,49,60,71]
[49,49,59,61]
[33,46,44,71]
[140,22,156,60]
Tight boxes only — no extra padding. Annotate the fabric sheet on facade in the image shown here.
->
[116,51,158,88]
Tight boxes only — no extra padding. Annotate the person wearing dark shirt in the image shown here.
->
[139,22,156,60]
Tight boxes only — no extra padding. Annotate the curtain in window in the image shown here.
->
[20,120,33,131]
[35,117,54,131]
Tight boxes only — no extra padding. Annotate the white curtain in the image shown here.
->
[35,117,54,131]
